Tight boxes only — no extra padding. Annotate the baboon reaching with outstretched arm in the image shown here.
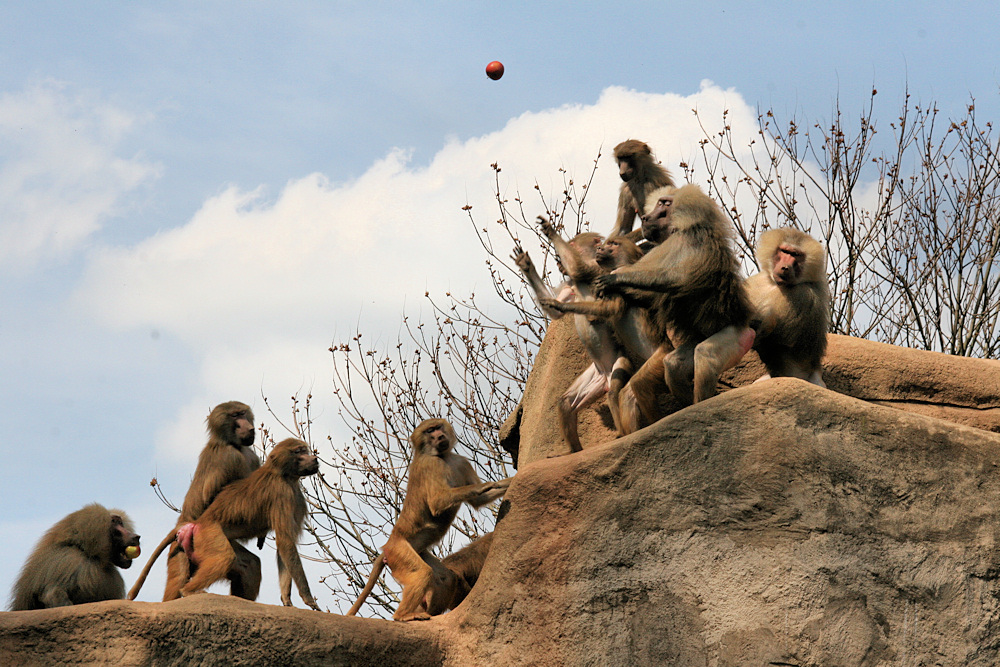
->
[534,218,645,449]
[538,190,678,435]
[347,419,511,621]
[595,184,755,408]
[537,229,652,442]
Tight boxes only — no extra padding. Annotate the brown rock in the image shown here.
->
[451,380,1000,665]
[732,334,1000,435]
[0,594,446,666]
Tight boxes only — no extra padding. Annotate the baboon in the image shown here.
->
[538,191,682,435]
[424,532,494,616]
[592,235,650,362]
[511,230,600,320]
[538,185,678,334]
[745,227,830,386]
[537,231,654,441]
[10,504,140,610]
[347,419,510,621]
[595,184,755,407]
[611,139,675,238]
[514,225,615,449]
[174,438,320,609]
[128,401,261,601]
[536,219,644,450]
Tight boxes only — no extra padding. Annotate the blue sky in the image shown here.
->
[2,2,998,610]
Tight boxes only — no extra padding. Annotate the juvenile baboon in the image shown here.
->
[745,227,830,386]
[535,219,644,450]
[10,504,140,610]
[128,401,261,601]
[424,532,494,616]
[515,225,618,449]
[595,184,755,407]
[538,232,654,440]
[347,419,510,621]
[611,139,675,238]
[511,232,601,320]
[174,438,321,609]
[539,192,682,434]
[540,185,679,335]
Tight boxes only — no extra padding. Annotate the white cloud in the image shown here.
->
[0,81,160,269]
[78,81,759,336]
[75,81,762,461]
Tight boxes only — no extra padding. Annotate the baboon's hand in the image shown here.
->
[536,216,557,239]
[594,274,620,298]
[538,297,563,311]
[511,247,533,272]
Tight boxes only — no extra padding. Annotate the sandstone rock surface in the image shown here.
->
[460,379,1000,665]
[3,327,1000,666]
[0,594,446,666]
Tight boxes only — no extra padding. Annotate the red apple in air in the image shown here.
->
[485,61,504,80]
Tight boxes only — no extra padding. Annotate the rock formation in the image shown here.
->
[3,321,999,666]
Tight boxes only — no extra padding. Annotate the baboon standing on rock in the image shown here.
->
[347,419,511,621]
[511,231,600,320]
[611,139,675,238]
[535,218,638,450]
[538,187,686,434]
[128,401,261,601]
[176,438,321,609]
[746,227,830,385]
[10,504,140,610]
[535,227,649,447]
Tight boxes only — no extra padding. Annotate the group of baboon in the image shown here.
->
[7,403,506,622]
[8,405,324,613]
[517,139,829,452]
[7,139,829,622]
